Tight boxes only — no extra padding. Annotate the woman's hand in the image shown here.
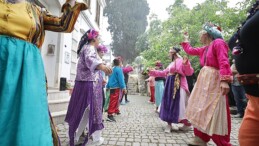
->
[99,64,112,75]
[183,32,190,42]
[102,79,107,86]
[220,81,230,95]
[183,56,189,65]
[123,89,127,94]
[67,0,76,7]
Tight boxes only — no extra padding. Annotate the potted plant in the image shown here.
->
[66,82,73,95]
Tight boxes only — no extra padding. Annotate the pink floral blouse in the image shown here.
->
[149,58,194,93]
[181,39,232,82]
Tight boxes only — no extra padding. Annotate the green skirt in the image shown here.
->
[104,89,110,111]
[0,35,53,146]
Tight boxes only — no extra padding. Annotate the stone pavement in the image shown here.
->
[57,95,242,146]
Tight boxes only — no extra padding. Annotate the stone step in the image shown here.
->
[48,98,70,113]
[48,90,70,100]
[51,110,67,125]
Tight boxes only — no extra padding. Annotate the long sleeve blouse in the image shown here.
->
[75,45,103,81]
[181,39,232,82]
[149,58,194,93]
[0,0,87,48]
[106,66,126,89]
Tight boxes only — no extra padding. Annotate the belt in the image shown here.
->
[237,74,259,85]
[168,73,176,76]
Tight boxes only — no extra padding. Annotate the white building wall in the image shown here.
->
[60,33,72,79]
[40,0,62,87]
[41,32,59,87]
[41,0,107,88]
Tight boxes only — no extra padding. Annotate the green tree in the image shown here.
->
[139,0,253,76]
[104,0,150,62]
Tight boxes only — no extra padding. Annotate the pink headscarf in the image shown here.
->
[123,66,134,73]
[155,60,163,67]
[97,45,108,53]
[87,29,99,40]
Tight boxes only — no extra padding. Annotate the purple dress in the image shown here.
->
[65,45,103,146]
[149,58,194,124]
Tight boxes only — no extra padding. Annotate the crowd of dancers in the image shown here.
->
[1,0,259,146]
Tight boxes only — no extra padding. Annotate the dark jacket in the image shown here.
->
[228,11,259,97]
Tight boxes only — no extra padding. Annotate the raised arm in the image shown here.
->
[170,58,194,76]
[43,1,87,32]
[181,59,194,76]
[181,42,205,56]
[149,67,169,77]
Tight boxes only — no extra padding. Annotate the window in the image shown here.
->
[95,0,100,26]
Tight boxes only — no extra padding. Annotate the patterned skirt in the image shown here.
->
[186,66,228,136]
[0,35,53,146]
[65,79,104,145]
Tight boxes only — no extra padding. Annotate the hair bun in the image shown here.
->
[173,47,181,53]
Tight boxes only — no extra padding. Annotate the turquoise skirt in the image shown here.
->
[155,80,165,107]
[0,36,53,146]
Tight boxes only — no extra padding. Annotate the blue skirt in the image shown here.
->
[0,36,53,146]
[155,80,164,107]
[159,75,180,123]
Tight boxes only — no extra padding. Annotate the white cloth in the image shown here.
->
[75,105,90,142]
[178,88,189,120]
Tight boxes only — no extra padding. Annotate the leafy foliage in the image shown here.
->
[104,0,150,62]
[139,0,253,76]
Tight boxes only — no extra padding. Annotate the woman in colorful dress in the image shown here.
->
[154,61,165,113]
[0,0,87,145]
[65,29,112,146]
[228,1,259,145]
[145,75,155,103]
[149,47,194,133]
[121,65,134,104]
[97,44,108,111]
[181,23,232,146]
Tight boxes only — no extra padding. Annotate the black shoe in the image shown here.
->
[107,115,116,122]
[116,112,121,115]
[232,113,244,118]
[126,100,130,103]
[229,106,237,115]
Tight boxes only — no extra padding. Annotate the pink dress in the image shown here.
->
[181,39,232,136]
[181,39,232,81]
[149,58,194,124]
[149,58,194,93]
[146,76,155,102]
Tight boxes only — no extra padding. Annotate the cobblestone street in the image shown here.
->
[57,95,242,146]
